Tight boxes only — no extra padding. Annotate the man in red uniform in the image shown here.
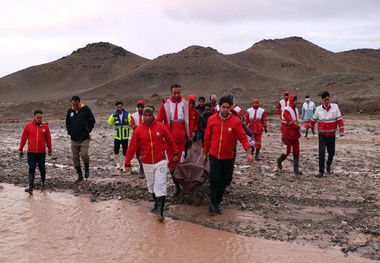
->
[19,110,52,194]
[203,96,253,215]
[156,84,193,196]
[307,91,344,178]
[245,99,268,160]
[125,105,178,221]
[277,91,290,117]
[131,100,145,177]
[277,94,303,175]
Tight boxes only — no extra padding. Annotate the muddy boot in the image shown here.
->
[84,163,90,179]
[326,165,332,174]
[209,203,216,215]
[277,155,286,170]
[255,149,260,161]
[139,160,144,178]
[151,193,158,211]
[315,171,324,178]
[293,155,303,175]
[75,166,83,183]
[24,188,33,194]
[157,196,166,222]
[305,128,309,138]
[215,203,223,215]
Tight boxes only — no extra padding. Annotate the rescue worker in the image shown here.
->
[226,93,245,122]
[245,99,268,160]
[277,91,290,117]
[131,100,145,177]
[307,91,344,178]
[198,102,214,144]
[277,94,303,175]
[185,95,198,158]
[210,94,220,112]
[19,110,52,194]
[156,84,193,196]
[203,96,253,215]
[301,95,316,137]
[108,101,132,171]
[66,96,95,182]
[125,105,179,222]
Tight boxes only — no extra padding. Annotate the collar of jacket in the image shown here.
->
[169,96,182,103]
[72,103,85,111]
[322,104,331,111]
[142,119,156,127]
[218,112,231,121]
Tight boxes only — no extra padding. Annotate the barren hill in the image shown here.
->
[0,37,379,117]
[0,42,149,102]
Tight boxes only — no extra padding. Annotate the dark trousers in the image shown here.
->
[209,155,234,205]
[114,139,128,156]
[27,152,46,189]
[318,134,335,173]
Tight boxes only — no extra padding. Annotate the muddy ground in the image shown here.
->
[0,115,379,260]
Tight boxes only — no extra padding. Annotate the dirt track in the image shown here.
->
[0,115,379,260]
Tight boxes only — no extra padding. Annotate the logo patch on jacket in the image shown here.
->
[228,127,232,132]
[70,112,74,117]
[42,129,46,132]
[156,132,160,136]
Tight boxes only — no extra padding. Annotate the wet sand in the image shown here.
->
[0,116,379,260]
[0,183,375,263]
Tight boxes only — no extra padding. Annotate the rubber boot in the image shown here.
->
[251,147,255,155]
[75,166,83,182]
[84,163,90,179]
[326,165,332,174]
[25,173,34,194]
[293,155,303,175]
[139,160,144,178]
[255,149,260,161]
[151,193,158,211]
[171,172,181,197]
[315,171,324,178]
[215,203,223,215]
[40,171,46,189]
[277,155,286,170]
[305,128,309,138]
[209,202,216,215]
[157,196,166,222]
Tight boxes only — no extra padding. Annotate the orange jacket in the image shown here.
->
[19,120,52,153]
[204,113,250,159]
[125,120,178,166]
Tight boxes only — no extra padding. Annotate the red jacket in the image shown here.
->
[19,120,52,153]
[204,113,250,159]
[156,96,193,144]
[309,103,344,136]
[125,120,178,166]
[281,94,301,139]
[186,95,199,133]
[245,99,267,135]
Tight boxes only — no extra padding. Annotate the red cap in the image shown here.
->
[137,100,145,107]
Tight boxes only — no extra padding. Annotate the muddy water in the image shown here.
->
[0,184,373,263]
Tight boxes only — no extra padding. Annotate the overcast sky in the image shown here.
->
[0,0,379,77]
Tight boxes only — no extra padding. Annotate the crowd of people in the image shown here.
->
[18,84,344,221]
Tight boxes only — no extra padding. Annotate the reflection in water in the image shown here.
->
[0,184,372,263]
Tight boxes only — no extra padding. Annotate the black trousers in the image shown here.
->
[209,155,234,205]
[27,152,46,189]
[318,134,335,173]
[114,139,128,156]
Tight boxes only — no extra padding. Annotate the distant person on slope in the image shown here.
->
[203,96,253,215]
[156,84,193,196]
[108,101,133,172]
[125,105,179,222]
[66,96,95,182]
[307,91,344,178]
[301,95,316,137]
[19,110,52,194]
[245,99,268,160]
[131,100,145,177]
[277,94,303,176]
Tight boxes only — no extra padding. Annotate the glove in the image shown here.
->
[339,132,344,137]
[124,166,132,173]
[173,154,179,164]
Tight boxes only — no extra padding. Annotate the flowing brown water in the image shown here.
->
[0,184,373,263]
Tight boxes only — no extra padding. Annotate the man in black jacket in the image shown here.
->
[66,96,96,182]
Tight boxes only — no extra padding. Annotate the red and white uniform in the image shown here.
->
[204,113,250,159]
[245,99,267,150]
[231,105,245,122]
[281,94,301,157]
[277,92,290,117]
[125,120,178,197]
[156,96,193,171]
[130,100,145,130]
[186,95,199,135]
[19,120,52,153]
[211,101,220,112]
[310,104,344,136]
